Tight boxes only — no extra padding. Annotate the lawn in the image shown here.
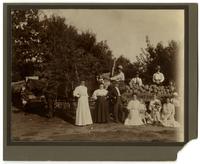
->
[11,106,183,142]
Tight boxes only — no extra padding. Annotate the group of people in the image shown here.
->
[124,94,180,127]
[73,78,181,128]
[73,80,124,126]
[129,65,165,87]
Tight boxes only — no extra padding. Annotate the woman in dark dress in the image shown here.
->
[92,83,110,123]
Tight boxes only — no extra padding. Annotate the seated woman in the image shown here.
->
[171,92,181,122]
[92,83,110,123]
[124,94,144,126]
[160,97,180,127]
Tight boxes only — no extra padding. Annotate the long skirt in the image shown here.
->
[75,96,93,126]
[161,116,180,127]
[124,109,144,126]
[94,96,110,123]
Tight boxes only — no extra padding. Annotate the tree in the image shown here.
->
[136,36,179,84]
[11,9,44,81]
[39,15,114,97]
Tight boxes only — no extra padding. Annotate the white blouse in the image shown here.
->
[127,100,141,111]
[73,85,89,98]
[129,77,143,86]
[110,72,125,81]
[92,89,108,100]
[153,72,165,83]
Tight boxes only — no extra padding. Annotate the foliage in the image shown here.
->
[136,36,179,84]
[42,16,114,96]
[11,10,114,97]
[11,9,45,81]
[11,10,179,99]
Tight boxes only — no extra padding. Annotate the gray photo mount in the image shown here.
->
[3,3,198,161]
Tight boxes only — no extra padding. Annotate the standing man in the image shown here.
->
[107,82,125,123]
[153,65,165,85]
[110,65,125,82]
[110,65,125,93]
[73,80,93,126]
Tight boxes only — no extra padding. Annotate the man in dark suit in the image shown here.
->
[107,81,124,123]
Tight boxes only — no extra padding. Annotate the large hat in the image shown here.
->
[173,92,178,96]
[156,65,161,70]
[117,65,123,70]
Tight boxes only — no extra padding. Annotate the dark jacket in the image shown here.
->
[107,86,121,104]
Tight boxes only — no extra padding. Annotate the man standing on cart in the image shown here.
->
[110,65,125,92]
[110,65,125,82]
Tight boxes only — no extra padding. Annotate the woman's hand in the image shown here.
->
[76,94,80,98]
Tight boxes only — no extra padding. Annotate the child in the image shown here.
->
[151,101,162,124]
[145,110,154,124]
[149,94,162,124]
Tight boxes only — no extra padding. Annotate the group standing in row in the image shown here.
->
[73,80,124,126]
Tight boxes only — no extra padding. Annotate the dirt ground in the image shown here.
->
[11,106,183,142]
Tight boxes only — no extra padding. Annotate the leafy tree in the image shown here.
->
[136,36,179,84]
[39,15,114,97]
[11,9,44,81]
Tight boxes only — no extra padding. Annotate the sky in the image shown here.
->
[41,9,184,62]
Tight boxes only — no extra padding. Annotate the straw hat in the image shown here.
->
[117,65,123,70]
[173,92,178,96]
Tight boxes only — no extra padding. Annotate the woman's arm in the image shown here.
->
[127,101,133,110]
[149,101,153,111]
[73,87,80,98]
[92,90,97,100]
[160,73,165,82]
[152,74,156,83]
[171,105,175,117]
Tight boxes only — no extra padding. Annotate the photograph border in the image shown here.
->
[3,3,198,161]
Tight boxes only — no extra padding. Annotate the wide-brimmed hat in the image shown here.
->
[112,80,119,85]
[117,65,123,70]
[156,65,161,70]
[173,92,178,96]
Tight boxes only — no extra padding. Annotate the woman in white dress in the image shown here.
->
[160,97,180,127]
[124,94,144,126]
[73,81,93,126]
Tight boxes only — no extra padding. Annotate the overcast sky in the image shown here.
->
[41,9,184,62]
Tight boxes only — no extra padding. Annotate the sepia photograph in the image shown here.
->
[10,8,185,143]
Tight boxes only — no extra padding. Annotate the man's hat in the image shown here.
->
[173,92,178,96]
[112,80,119,85]
[117,65,123,70]
[156,65,161,70]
